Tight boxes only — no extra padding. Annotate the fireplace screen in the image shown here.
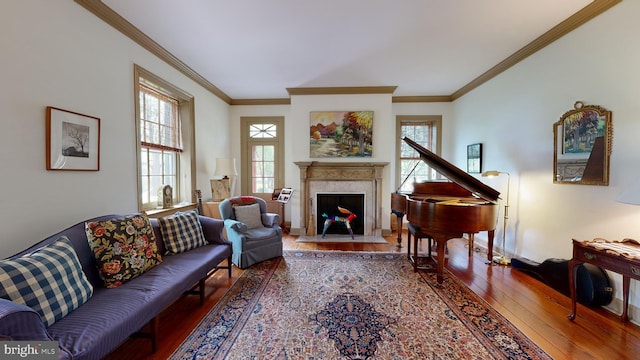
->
[316,193,365,236]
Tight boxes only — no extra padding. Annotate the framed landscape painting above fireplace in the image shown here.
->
[309,111,373,158]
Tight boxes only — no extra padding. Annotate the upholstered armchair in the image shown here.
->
[219,196,283,269]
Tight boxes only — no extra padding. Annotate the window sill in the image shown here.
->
[145,203,197,218]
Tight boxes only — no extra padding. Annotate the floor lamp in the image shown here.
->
[481,170,510,265]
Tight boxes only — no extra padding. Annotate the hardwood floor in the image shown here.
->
[106,232,640,359]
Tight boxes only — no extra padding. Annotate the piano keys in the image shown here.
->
[392,137,500,284]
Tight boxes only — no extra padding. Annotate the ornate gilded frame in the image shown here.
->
[553,101,612,185]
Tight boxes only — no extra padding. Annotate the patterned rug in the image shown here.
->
[296,235,388,244]
[171,251,551,360]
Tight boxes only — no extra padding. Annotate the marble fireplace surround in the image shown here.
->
[294,161,388,236]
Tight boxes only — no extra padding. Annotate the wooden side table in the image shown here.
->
[202,201,222,219]
[568,238,640,322]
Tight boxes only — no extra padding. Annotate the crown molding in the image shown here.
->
[392,95,453,103]
[450,0,622,100]
[286,86,397,96]
[76,0,621,105]
[74,0,232,104]
[231,98,291,106]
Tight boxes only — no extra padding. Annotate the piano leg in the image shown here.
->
[407,226,412,261]
[413,232,419,272]
[435,238,447,284]
[486,230,495,262]
[392,210,404,248]
[467,233,475,257]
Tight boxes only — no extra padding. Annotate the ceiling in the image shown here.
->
[94,0,603,101]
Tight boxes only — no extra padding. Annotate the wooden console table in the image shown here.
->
[568,238,640,322]
[202,201,222,219]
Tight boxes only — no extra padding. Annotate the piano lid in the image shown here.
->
[402,136,500,202]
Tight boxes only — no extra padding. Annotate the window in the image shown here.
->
[396,116,442,192]
[135,65,195,211]
[241,117,284,198]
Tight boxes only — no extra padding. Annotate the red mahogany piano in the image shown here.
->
[391,137,500,284]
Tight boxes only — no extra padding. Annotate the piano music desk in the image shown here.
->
[568,238,640,322]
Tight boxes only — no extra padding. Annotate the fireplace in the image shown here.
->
[295,161,388,236]
[316,193,365,236]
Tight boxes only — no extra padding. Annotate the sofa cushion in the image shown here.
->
[0,236,93,327]
[47,242,231,360]
[85,213,162,288]
[233,203,263,229]
[158,211,207,255]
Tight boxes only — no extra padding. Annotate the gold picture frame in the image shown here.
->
[553,101,612,185]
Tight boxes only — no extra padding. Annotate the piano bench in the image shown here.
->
[407,224,474,274]
[407,223,435,272]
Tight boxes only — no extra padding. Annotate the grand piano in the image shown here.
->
[391,137,500,284]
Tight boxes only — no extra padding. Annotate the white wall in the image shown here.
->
[452,0,640,317]
[0,1,230,258]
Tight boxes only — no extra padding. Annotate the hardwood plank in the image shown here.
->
[105,231,640,359]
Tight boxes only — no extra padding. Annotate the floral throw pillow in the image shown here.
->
[85,213,162,288]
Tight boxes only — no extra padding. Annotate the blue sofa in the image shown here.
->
[0,214,232,360]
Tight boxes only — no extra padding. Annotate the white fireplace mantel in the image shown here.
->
[294,161,388,236]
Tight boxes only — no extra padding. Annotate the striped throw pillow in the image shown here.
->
[158,211,207,255]
[0,236,93,327]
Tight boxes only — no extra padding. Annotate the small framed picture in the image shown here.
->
[467,143,482,174]
[210,179,231,201]
[46,106,100,171]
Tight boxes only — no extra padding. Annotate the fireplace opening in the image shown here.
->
[316,193,365,236]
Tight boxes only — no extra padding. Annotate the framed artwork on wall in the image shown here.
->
[46,106,100,171]
[210,179,231,201]
[467,143,482,174]
[309,111,373,158]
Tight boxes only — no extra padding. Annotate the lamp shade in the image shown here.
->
[214,158,237,178]
[481,170,501,177]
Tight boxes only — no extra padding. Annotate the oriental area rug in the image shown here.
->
[170,251,551,360]
[296,235,388,244]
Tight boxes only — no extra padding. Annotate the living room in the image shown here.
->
[2,0,640,357]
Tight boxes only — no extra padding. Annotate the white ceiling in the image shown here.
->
[102,0,592,100]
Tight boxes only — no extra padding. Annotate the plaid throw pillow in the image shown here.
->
[158,211,207,255]
[86,213,162,288]
[0,236,93,327]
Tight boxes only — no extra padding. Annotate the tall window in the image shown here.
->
[138,85,181,208]
[135,65,195,211]
[396,116,442,192]
[241,117,284,198]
